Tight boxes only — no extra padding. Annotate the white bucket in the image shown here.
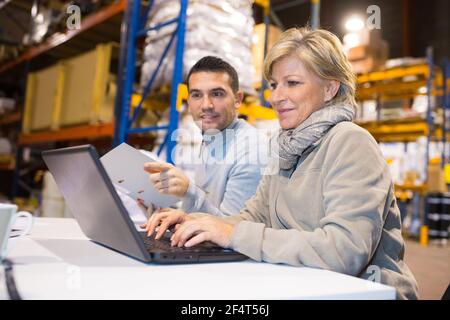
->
[41,171,65,218]
[42,171,63,198]
[41,197,65,218]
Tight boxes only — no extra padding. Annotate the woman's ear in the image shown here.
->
[324,80,340,103]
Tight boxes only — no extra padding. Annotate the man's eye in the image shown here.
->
[212,91,224,97]
[190,93,201,99]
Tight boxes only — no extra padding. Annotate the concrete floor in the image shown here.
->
[404,239,450,300]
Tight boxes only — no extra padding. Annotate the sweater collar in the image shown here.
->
[202,117,240,147]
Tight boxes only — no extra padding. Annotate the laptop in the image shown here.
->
[42,145,247,264]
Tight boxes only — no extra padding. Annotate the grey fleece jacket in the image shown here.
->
[224,121,419,300]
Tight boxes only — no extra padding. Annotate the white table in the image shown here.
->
[1,218,396,300]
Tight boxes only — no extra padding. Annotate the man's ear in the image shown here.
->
[324,80,340,103]
[234,90,244,109]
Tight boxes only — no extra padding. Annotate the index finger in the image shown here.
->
[146,212,170,236]
[143,162,173,173]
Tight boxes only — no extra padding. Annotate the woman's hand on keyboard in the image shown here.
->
[170,215,234,249]
[140,208,195,239]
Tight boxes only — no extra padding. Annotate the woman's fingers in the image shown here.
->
[171,220,203,247]
[145,209,187,238]
[146,212,170,236]
[169,216,234,248]
[155,216,178,239]
[184,232,209,247]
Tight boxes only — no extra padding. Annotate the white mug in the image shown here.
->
[0,204,34,261]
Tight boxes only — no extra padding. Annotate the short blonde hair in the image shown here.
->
[264,27,357,108]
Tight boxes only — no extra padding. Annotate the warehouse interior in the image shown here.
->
[0,0,449,300]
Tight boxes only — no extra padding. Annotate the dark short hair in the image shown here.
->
[187,56,239,93]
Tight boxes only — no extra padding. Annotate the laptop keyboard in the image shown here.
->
[138,232,226,253]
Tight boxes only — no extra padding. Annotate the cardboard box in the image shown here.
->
[343,29,382,48]
[427,162,448,193]
[445,163,450,184]
[23,63,65,132]
[404,170,420,185]
[22,43,116,132]
[350,56,384,74]
[347,41,387,59]
[60,43,114,126]
[344,28,389,75]
[252,24,282,88]
[349,40,388,74]
[347,45,372,61]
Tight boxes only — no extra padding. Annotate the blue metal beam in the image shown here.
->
[157,133,169,156]
[129,31,177,127]
[113,0,140,146]
[137,18,178,38]
[113,0,188,165]
[140,0,155,31]
[166,0,188,164]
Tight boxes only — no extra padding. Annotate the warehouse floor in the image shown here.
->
[404,239,450,300]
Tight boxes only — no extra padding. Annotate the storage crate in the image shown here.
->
[22,43,115,133]
[22,63,65,133]
[60,43,114,126]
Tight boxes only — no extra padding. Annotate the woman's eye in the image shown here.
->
[287,80,300,87]
[269,83,277,90]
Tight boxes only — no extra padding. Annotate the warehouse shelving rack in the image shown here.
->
[112,0,188,164]
[0,0,127,197]
[355,48,449,240]
[1,0,276,198]
[442,58,450,170]
[240,0,321,116]
[254,0,271,105]
[114,0,281,162]
[355,48,448,188]
[0,0,126,145]
[0,0,126,74]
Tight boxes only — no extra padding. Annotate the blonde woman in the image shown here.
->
[142,28,418,299]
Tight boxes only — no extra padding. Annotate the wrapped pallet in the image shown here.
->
[140,0,255,94]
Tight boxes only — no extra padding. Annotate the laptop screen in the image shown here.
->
[42,146,149,261]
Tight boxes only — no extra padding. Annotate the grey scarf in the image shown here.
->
[272,104,355,170]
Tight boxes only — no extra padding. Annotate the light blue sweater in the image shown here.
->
[181,118,268,217]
